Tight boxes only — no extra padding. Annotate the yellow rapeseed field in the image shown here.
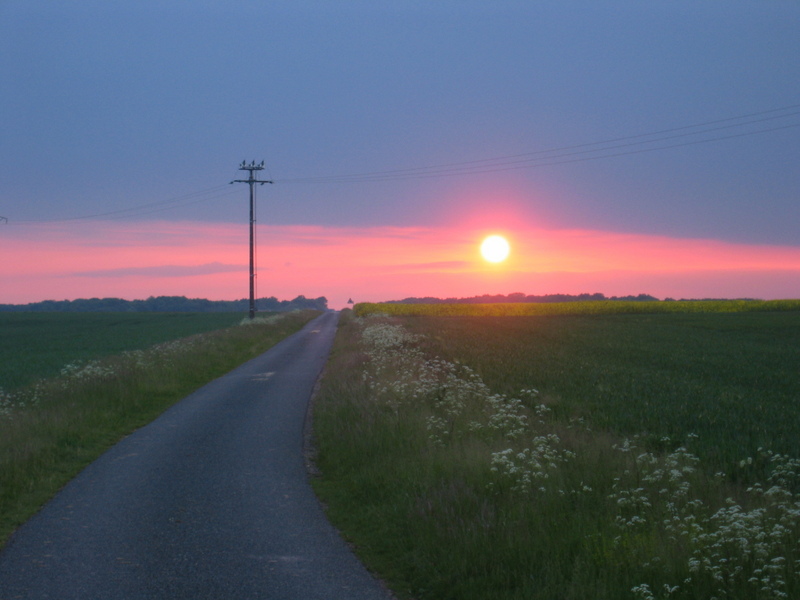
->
[353,298,800,318]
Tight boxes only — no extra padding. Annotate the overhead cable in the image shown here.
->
[14,185,239,223]
[278,103,800,184]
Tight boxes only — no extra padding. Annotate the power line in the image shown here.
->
[13,185,239,223]
[4,103,797,223]
[278,103,800,184]
[295,121,799,184]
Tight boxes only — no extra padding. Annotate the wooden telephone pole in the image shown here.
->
[231,161,273,319]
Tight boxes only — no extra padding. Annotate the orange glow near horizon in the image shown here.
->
[1,220,799,309]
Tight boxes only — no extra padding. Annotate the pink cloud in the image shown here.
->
[1,220,798,309]
[71,262,245,278]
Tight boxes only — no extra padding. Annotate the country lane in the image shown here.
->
[0,311,392,600]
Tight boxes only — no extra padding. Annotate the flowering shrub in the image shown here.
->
[0,382,46,417]
[489,436,575,494]
[239,313,285,326]
[60,360,117,382]
[359,319,567,452]
[358,319,585,502]
[48,336,204,394]
[609,440,700,531]
[609,440,800,599]
[0,388,14,417]
[682,452,800,599]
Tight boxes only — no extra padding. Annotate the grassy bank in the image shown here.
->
[0,310,319,547]
[312,310,800,599]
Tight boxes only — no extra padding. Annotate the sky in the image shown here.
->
[1,1,799,309]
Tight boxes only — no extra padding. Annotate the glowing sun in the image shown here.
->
[480,235,510,263]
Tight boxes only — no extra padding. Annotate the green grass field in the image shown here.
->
[0,312,244,391]
[312,308,800,600]
[406,311,800,469]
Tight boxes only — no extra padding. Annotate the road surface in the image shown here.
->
[0,311,392,600]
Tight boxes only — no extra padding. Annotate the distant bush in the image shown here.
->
[0,294,328,313]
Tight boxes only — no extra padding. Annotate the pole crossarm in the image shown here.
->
[230,160,274,185]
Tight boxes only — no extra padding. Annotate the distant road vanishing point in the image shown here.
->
[0,311,392,600]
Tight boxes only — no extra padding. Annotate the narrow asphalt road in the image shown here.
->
[0,311,392,600]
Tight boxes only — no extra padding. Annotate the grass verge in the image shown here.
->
[0,310,319,547]
[312,310,800,600]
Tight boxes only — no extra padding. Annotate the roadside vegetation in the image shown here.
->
[312,307,800,599]
[0,310,320,547]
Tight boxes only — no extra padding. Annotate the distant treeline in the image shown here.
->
[386,292,660,304]
[0,295,328,313]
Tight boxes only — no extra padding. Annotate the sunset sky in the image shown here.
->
[2,1,799,310]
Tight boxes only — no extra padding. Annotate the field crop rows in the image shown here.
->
[312,309,800,599]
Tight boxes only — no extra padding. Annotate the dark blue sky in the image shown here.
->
[2,1,799,244]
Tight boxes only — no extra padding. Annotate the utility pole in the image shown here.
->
[231,160,273,319]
